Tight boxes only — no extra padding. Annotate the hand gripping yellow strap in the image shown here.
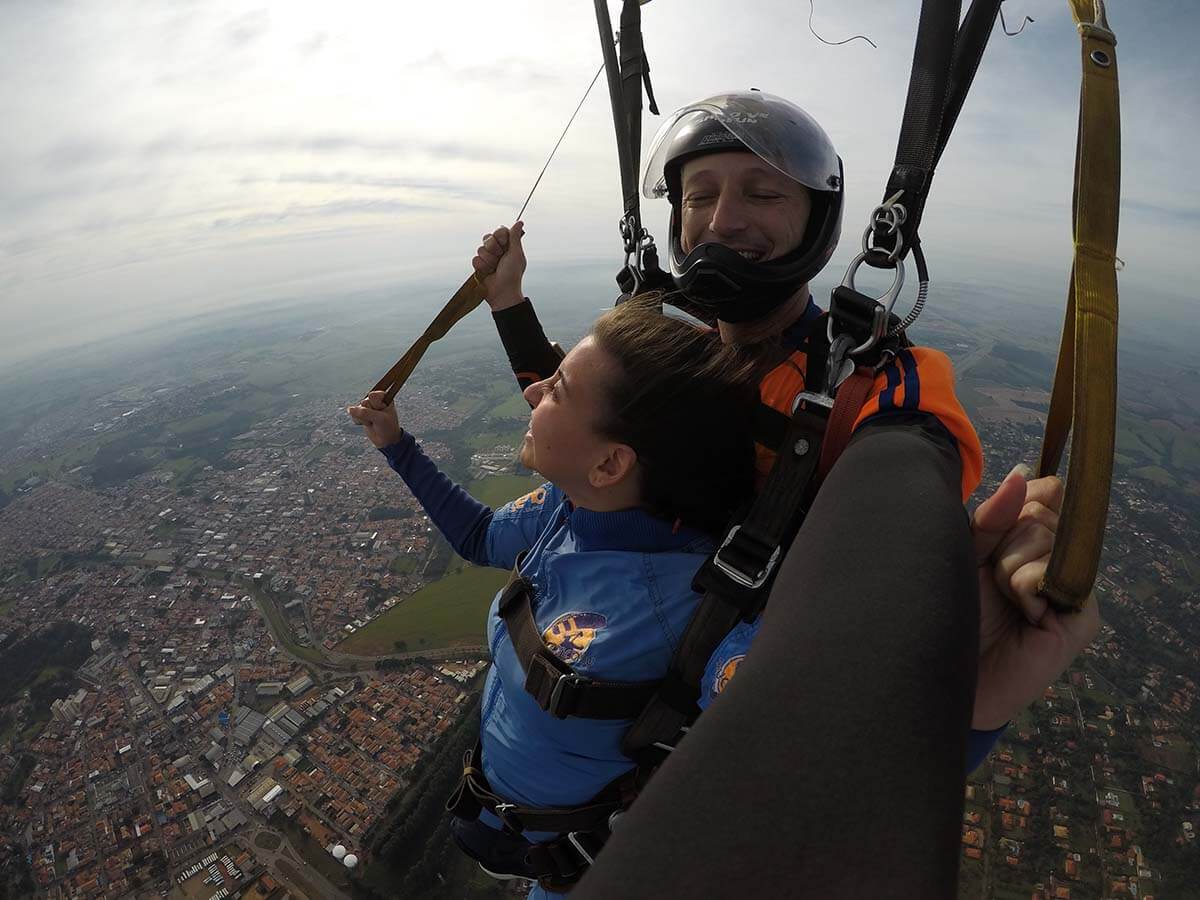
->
[1036,0,1120,611]
[371,274,488,404]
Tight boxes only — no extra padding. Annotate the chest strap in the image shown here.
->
[621,314,894,764]
[621,396,832,763]
[497,570,660,720]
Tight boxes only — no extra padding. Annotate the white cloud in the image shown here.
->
[0,0,1195,366]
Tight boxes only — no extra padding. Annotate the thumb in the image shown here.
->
[510,220,526,255]
[972,464,1030,564]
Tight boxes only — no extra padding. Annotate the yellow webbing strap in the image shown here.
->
[371,274,487,404]
[1036,0,1121,611]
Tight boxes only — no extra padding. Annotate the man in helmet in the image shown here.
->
[466,90,1097,892]
[474,91,1095,733]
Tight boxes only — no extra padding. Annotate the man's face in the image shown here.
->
[679,151,812,261]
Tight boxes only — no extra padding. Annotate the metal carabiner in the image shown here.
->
[832,253,906,358]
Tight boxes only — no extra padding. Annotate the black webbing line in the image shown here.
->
[622,396,831,758]
[595,0,636,225]
[595,0,657,257]
[498,571,659,719]
[874,0,1003,262]
[934,0,1003,169]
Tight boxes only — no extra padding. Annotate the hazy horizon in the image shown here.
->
[3,1,1196,368]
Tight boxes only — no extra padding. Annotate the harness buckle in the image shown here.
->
[491,801,523,833]
[567,832,596,866]
[712,525,781,590]
[547,671,591,719]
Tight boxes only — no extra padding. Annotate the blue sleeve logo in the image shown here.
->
[511,487,548,510]
[713,654,746,696]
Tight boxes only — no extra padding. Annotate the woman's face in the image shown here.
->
[519,336,623,496]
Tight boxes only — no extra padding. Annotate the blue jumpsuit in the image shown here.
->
[381,432,1003,898]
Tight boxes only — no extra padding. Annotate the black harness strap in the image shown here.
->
[622,394,832,760]
[497,571,659,720]
[871,0,1003,265]
[594,0,668,297]
[447,740,625,835]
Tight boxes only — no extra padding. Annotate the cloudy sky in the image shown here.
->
[1,0,1196,366]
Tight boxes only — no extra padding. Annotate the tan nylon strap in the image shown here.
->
[817,366,876,482]
[371,274,488,403]
[1036,0,1120,610]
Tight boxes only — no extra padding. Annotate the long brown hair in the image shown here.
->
[590,298,759,534]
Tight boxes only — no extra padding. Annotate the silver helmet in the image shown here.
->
[642,91,844,322]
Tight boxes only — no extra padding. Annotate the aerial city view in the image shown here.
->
[3,1,1198,898]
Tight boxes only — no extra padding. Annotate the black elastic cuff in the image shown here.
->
[492,299,562,384]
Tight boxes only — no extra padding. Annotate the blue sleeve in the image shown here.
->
[965,723,1007,773]
[378,434,494,566]
[483,482,565,571]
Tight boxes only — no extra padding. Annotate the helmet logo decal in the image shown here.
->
[542,612,607,665]
[713,654,746,695]
[726,111,769,124]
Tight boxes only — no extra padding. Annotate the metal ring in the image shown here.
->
[861,222,905,262]
[1090,49,1111,67]
[839,252,907,357]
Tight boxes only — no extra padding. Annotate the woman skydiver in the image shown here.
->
[473,91,1099,748]
[349,288,1083,897]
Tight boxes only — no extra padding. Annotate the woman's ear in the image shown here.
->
[589,443,639,490]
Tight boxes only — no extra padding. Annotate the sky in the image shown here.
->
[1,0,1197,367]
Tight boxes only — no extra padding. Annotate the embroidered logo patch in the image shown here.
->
[713,654,746,696]
[542,612,607,665]
[511,487,547,510]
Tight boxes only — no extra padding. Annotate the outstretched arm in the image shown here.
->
[474,222,563,390]
[576,415,976,898]
[348,392,493,565]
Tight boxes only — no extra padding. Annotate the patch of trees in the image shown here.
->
[368,507,413,521]
[375,658,404,671]
[0,847,35,900]
[0,620,93,706]
[30,669,82,720]
[358,698,481,898]
[1,754,35,803]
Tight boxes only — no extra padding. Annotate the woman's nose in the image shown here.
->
[523,380,545,407]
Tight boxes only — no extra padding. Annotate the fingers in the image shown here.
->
[1024,474,1065,515]
[347,392,390,423]
[972,466,1028,563]
[1039,590,1101,656]
[1003,557,1051,625]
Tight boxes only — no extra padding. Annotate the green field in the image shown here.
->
[468,474,545,510]
[465,427,526,451]
[336,565,508,656]
[487,391,532,420]
[241,582,327,665]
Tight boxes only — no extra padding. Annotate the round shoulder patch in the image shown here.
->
[542,612,607,665]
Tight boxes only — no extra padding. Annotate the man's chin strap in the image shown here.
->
[716,285,811,346]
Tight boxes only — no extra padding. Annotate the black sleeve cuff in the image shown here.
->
[492,299,563,387]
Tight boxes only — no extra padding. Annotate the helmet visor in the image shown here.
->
[642,91,842,199]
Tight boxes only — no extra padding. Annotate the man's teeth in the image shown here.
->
[737,250,764,261]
